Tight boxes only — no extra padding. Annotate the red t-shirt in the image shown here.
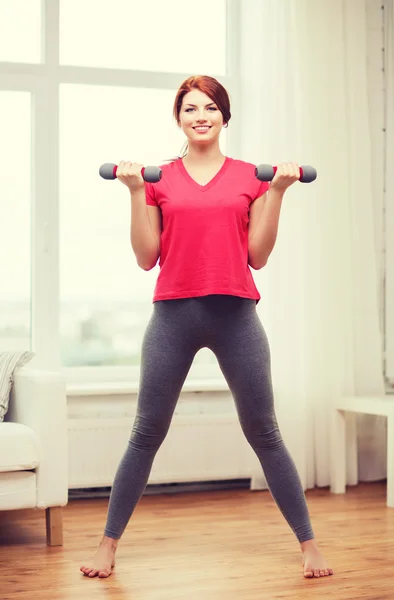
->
[144,156,269,303]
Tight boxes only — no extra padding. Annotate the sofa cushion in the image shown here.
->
[0,351,35,422]
[0,422,39,472]
[0,471,37,510]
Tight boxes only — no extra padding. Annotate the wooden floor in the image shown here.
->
[0,482,393,599]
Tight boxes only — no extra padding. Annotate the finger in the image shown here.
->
[131,163,143,175]
[288,162,299,178]
[125,161,135,176]
[283,162,297,179]
[116,160,125,177]
[125,162,142,177]
[291,162,300,178]
[280,163,289,177]
[289,162,297,177]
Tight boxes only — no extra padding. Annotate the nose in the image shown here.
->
[196,109,208,122]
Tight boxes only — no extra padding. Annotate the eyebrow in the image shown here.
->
[185,103,216,107]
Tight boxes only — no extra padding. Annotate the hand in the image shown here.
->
[116,161,145,193]
[270,162,300,193]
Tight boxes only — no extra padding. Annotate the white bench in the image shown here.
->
[330,396,394,507]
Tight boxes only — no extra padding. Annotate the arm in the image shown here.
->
[248,162,300,270]
[248,189,283,270]
[130,189,161,270]
[116,160,161,271]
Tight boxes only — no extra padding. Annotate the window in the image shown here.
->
[0,92,31,351]
[59,84,179,366]
[0,0,41,63]
[59,83,227,367]
[59,0,226,75]
[1,0,236,381]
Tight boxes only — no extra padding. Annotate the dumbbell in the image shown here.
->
[99,163,162,183]
[255,164,317,183]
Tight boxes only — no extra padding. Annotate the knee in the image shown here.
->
[129,415,170,450]
[241,419,283,450]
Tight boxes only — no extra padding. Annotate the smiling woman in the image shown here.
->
[79,72,333,580]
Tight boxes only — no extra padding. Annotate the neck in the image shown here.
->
[183,141,225,165]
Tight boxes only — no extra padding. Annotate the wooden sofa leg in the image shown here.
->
[46,507,63,546]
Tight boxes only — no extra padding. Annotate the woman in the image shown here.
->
[81,75,333,580]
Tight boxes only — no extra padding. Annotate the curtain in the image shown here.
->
[238,0,386,489]
[383,1,394,383]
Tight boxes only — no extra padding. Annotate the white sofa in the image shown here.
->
[0,366,68,545]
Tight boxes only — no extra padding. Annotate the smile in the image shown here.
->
[193,126,211,133]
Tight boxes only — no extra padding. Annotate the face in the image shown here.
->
[178,89,225,145]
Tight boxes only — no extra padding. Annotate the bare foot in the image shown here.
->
[301,539,334,579]
[80,536,118,578]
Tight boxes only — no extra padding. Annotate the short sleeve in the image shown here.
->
[255,179,270,200]
[144,181,158,206]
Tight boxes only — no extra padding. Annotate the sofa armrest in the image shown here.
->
[8,367,68,508]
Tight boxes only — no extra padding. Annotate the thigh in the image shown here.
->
[210,304,275,427]
[136,300,200,427]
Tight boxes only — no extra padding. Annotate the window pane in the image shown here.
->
[59,83,227,367]
[0,1,41,63]
[0,92,31,352]
[60,0,226,75]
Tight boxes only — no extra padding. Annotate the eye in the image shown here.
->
[184,106,218,112]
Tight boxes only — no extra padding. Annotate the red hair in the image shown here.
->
[173,75,231,126]
[171,75,231,159]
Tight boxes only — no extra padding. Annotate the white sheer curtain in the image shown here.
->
[238,0,386,489]
[384,0,394,382]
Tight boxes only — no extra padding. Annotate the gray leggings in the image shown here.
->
[104,295,314,543]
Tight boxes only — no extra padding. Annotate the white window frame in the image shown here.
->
[0,0,241,386]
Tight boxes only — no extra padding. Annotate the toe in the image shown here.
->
[88,570,98,577]
[320,569,325,577]
[98,570,110,578]
[329,568,334,575]
[304,570,313,578]
[314,569,320,578]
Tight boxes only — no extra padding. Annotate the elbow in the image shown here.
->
[137,250,160,271]
[249,258,267,271]
[248,241,275,270]
[138,263,152,271]
[248,248,268,270]
[132,241,160,271]
[137,257,159,271]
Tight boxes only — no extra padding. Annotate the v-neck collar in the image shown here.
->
[177,156,231,192]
